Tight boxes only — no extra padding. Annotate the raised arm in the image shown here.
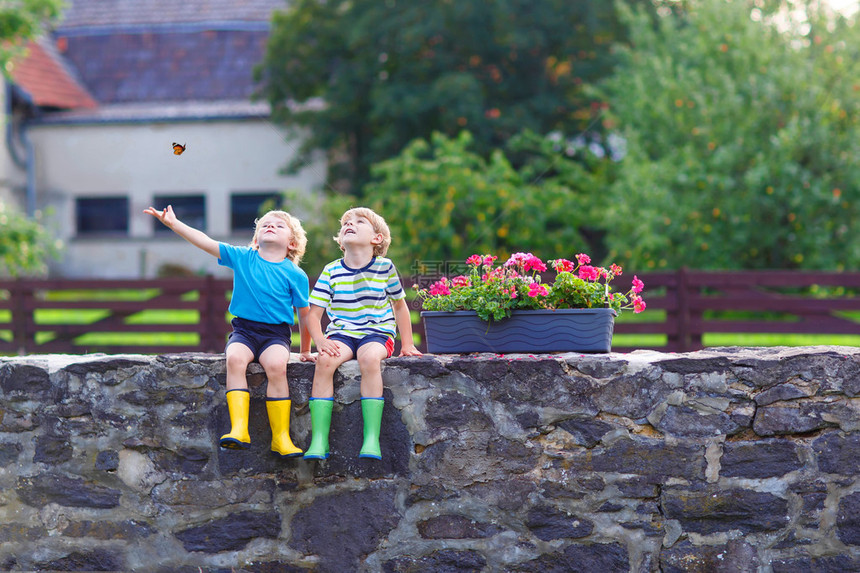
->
[143,205,221,258]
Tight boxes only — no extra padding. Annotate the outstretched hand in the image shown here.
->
[143,205,177,228]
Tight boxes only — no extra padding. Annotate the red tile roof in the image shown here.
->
[10,39,97,109]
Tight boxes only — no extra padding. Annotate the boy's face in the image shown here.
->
[256,215,295,253]
[339,214,381,250]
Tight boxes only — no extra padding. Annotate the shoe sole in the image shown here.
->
[219,438,250,450]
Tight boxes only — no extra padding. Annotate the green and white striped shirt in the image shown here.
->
[310,257,405,338]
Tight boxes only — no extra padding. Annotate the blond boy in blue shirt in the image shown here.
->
[145,205,311,457]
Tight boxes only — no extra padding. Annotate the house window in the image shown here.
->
[152,195,206,234]
[76,196,129,236]
[231,192,280,233]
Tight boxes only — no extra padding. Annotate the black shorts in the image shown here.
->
[226,317,292,360]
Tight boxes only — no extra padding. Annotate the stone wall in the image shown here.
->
[2,347,860,572]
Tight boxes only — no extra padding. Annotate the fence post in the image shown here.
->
[675,266,703,352]
[201,275,219,353]
[676,267,690,352]
[9,280,28,355]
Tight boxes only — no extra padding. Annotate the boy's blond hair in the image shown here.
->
[335,207,391,257]
[251,210,307,264]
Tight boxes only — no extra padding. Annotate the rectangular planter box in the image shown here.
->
[421,308,617,354]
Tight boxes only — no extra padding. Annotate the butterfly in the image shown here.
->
[172,142,186,155]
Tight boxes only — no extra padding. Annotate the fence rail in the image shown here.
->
[0,277,233,355]
[1,270,859,355]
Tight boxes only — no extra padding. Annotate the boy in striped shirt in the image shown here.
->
[303,207,421,459]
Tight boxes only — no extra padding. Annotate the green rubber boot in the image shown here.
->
[359,397,384,459]
[220,389,251,449]
[303,397,334,460]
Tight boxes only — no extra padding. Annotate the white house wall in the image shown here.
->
[0,89,28,209]
[27,118,326,278]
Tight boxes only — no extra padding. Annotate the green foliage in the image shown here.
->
[0,0,64,69]
[0,203,61,277]
[0,1,64,277]
[364,131,599,271]
[594,0,860,270]
[257,0,643,193]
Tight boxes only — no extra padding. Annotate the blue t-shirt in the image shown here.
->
[218,244,309,325]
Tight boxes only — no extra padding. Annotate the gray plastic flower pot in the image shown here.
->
[421,308,617,354]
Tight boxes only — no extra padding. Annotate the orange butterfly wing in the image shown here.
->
[172,142,186,155]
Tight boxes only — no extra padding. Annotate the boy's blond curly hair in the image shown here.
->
[251,210,307,264]
[335,207,391,257]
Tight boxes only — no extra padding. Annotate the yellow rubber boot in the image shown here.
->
[219,389,251,449]
[266,398,303,458]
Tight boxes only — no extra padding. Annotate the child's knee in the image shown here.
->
[226,351,251,371]
[314,353,342,374]
[259,355,287,375]
[357,354,382,374]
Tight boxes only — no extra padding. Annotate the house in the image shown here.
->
[2,0,326,278]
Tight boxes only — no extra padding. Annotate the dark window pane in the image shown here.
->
[153,195,206,234]
[231,192,279,233]
[76,197,128,235]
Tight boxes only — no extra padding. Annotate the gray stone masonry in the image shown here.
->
[2,347,860,571]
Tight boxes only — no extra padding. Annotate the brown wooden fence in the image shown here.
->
[611,269,860,352]
[0,277,233,355]
[1,270,859,356]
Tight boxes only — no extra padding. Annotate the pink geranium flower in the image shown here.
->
[523,254,547,273]
[505,252,529,267]
[527,283,548,297]
[579,265,599,281]
[428,278,451,296]
[414,251,647,322]
[506,252,546,273]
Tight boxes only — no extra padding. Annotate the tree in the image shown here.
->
[0,0,63,64]
[594,0,860,270]
[0,204,60,277]
[0,0,64,277]
[256,0,646,193]
[365,131,599,273]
